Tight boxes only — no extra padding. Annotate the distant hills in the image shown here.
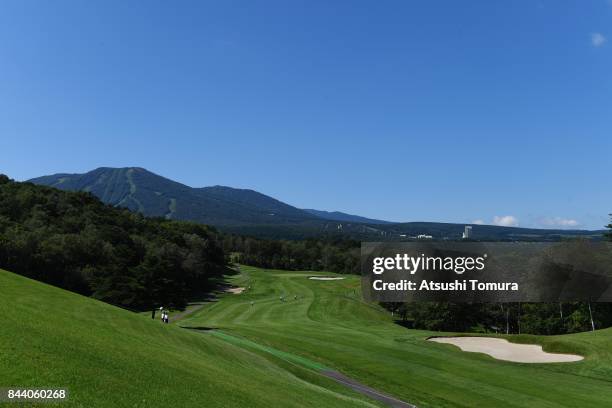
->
[29,167,604,240]
[303,209,393,225]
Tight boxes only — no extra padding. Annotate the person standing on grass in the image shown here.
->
[161,309,169,324]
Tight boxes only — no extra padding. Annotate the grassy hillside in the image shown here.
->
[0,269,380,407]
[181,266,612,408]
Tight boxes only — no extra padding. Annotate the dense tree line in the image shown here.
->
[383,301,612,335]
[0,175,226,310]
[222,234,360,274]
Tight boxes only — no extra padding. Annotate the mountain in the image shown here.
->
[28,167,604,241]
[303,209,393,224]
[29,167,320,227]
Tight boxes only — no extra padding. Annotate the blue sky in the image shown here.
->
[1,0,611,229]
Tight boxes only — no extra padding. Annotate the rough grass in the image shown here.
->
[0,269,379,408]
[181,265,612,408]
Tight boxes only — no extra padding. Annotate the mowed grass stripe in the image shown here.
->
[209,330,331,371]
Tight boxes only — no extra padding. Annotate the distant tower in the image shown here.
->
[462,225,472,239]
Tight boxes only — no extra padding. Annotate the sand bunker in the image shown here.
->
[226,287,245,294]
[308,277,345,281]
[428,337,583,363]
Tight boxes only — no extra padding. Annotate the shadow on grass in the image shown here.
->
[182,326,218,331]
[393,319,415,329]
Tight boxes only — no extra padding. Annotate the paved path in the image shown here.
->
[188,328,417,408]
[322,371,416,408]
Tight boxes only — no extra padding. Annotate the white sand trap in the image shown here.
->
[226,287,245,294]
[428,337,583,363]
[308,276,345,281]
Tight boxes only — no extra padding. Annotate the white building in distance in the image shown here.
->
[462,225,472,239]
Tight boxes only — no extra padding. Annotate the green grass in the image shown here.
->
[0,269,381,408]
[180,265,612,408]
[4,265,612,407]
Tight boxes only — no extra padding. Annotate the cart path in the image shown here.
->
[186,328,417,408]
[322,370,416,408]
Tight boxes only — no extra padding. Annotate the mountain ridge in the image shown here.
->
[303,209,393,225]
[28,167,603,240]
[29,167,320,227]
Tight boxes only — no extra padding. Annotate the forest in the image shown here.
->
[222,234,360,274]
[383,301,612,335]
[0,175,226,310]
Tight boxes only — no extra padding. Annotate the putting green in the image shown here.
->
[181,265,612,408]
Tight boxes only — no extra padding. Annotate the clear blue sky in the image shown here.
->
[1,1,610,229]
